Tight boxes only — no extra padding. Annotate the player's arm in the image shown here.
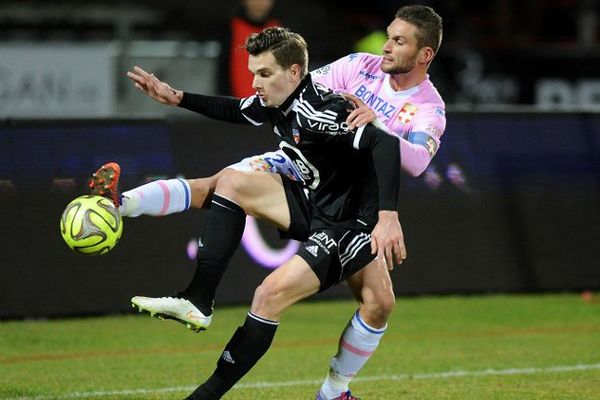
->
[127,66,183,105]
[398,137,436,177]
[127,65,253,124]
[385,105,445,177]
[352,125,406,268]
[353,125,400,211]
[178,93,251,124]
[345,94,446,177]
[398,118,443,177]
[372,117,436,177]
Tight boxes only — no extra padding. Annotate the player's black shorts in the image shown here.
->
[280,175,312,241]
[280,175,375,290]
[297,226,375,291]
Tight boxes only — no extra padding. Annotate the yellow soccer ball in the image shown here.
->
[60,195,123,255]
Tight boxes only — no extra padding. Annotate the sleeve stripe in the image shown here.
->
[353,125,366,149]
[297,99,338,122]
[302,100,336,119]
[239,95,257,110]
[296,106,338,125]
[242,113,264,126]
[297,104,337,123]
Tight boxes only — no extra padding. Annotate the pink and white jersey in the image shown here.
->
[311,52,446,177]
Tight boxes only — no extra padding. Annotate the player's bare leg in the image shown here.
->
[317,261,393,399]
[346,264,395,328]
[186,170,226,209]
[212,169,291,229]
[250,255,320,319]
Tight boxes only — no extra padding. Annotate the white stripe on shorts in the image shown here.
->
[339,233,371,267]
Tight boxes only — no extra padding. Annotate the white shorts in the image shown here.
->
[227,150,303,182]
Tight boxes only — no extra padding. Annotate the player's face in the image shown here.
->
[381,18,421,74]
[248,51,300,107]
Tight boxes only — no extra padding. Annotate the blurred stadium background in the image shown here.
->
[2,1,600,399]
[0,0,599,318]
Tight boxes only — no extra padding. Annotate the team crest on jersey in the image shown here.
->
[292,128,300,144]
[398,103,418,124]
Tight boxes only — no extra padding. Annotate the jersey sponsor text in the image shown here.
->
[354,85,397,118]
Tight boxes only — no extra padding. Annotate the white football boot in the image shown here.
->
[131,296,212,332]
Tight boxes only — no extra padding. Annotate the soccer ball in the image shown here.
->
[60,195,123,255]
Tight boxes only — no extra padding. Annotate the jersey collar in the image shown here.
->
[383,74,426,98]
[279,74,312,115]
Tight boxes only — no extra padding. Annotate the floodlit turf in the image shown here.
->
[1,293,600,399]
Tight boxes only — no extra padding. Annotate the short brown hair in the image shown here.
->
[396,5,443,54]
[245,27,309,77]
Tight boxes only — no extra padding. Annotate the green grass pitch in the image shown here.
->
[1,293,600,399]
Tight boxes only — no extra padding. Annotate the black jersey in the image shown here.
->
[179,75,400,230]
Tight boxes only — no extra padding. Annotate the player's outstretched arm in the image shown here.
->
[128,65,256,125]
[126,66,183,106]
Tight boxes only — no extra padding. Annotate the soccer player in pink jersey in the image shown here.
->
[92,5,444,399]
[312,50,445,178]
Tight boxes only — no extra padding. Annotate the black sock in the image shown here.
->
[185,313,279,400]
[184,194,246,315]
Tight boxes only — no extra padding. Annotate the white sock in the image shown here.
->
[120,178,191,217]
[320,310,386,399]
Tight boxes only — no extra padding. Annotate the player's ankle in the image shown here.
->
[177,291,213,316]
[119,194,139,217]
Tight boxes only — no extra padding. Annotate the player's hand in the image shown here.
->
[343,93,377,130]
[371,210,407,270]
[126,66,183,106]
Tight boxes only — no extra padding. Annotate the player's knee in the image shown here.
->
[187,177,214,209]
[214,169,249,203]
[252,279,282,317]
[361,293,395,326]
[377,294,395,318]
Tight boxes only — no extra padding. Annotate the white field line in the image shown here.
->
[11,362,600,400]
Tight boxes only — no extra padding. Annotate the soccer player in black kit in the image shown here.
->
[126,27,404,399]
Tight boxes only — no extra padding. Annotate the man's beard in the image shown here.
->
[381,56,417,75]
